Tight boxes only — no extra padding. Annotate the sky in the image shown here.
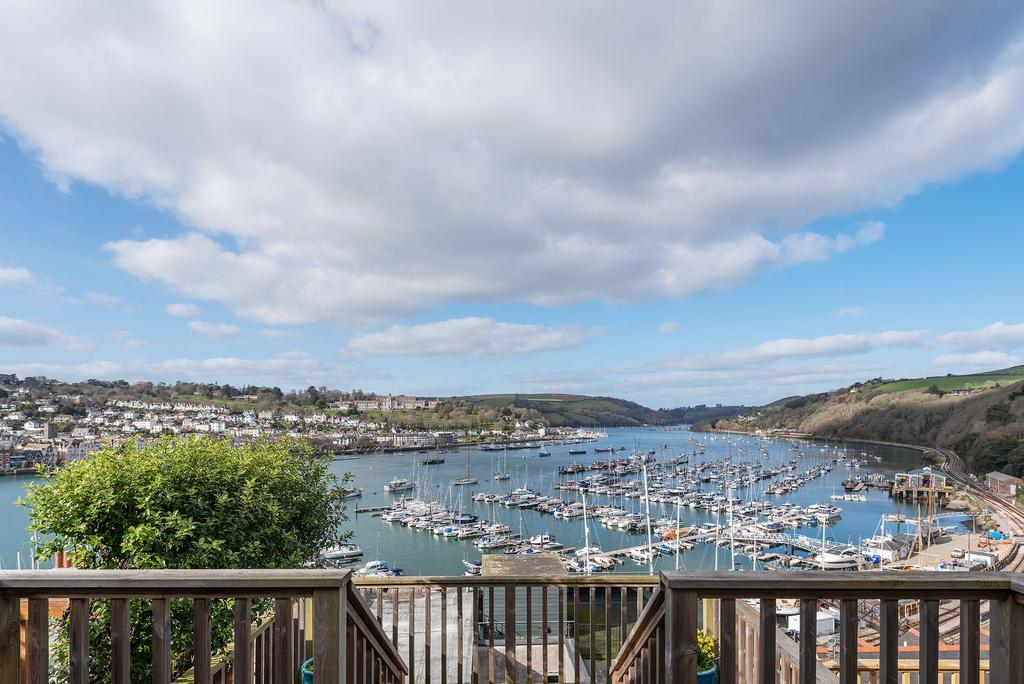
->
[2,1,1024,408]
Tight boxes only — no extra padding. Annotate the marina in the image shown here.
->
[0,427,985,574]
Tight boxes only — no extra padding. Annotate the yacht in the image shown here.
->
[816,546,863,570]
[321,543,363,563]
[384,478,416,493]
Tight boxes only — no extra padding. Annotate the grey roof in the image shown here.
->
[986,471,1022,484]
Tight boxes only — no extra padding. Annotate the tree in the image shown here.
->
[23,436,350,682]
[926,384,946,397]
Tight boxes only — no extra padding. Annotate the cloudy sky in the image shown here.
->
[2,1,1024,407]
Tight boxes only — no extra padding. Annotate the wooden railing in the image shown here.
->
[0,569,407,684]
[352,575,660,683]
[610,572,1022,684]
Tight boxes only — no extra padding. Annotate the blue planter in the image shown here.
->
[697,662,717,684]
[300,657,314,684]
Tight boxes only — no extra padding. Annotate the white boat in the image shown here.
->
[463,559,482,576]
[339,487,363,499]
[354,560,403,577]
[384,478,416,493]
[321,543,363,563]
[817,546,863,570]
[453,477,479,486]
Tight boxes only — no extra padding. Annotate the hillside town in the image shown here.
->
[0,375,578,473]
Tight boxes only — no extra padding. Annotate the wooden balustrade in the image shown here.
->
[610,572,1022,684]
[352,575,659,683]
[0,569,407,684]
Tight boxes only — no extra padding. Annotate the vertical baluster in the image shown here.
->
[425,588,432,684]
[620,587,628,645]
[604,588,612,684]
[391,589,399,648]
[589,588,596,684]
[488,587,496,684]
[441,587,448,683]
[654,623,663,684]
[234,598,253,684]
[839,599,857,684]
[1,596,21,684]
[25,598,47,684]
[110,598,131,684]
[636,587,643,623]
[720,598,737,684]
[254,630,264,684]
[573,587,581,684]
[919,600,938,684]
[798,599,814,684]
[309,585,346,684]
[458,587,465,684]
[274,598,294,684]
[364,634,372,684]
[293,601,302,683]
[376,589,383,625]
[152,598,172,684]
[959,599,980,684]
[505,584,517,684]
[879,599,897,684]
[264,623,273,684]
[665,588,698,684]
[558,587,566,684]
[542,586,549,683]
[409,588,417,684]
[526,586,533,684]
[194,599,212,684]
[345,618,355,684]
[355,632,364,683]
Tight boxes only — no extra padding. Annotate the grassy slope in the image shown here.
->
[710,368,1024,475]
[461,394,670,427]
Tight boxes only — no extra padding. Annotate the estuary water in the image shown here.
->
[0,428,934,574]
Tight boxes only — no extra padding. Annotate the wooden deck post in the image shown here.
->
[664,588,698,684]
[313,586,347,684]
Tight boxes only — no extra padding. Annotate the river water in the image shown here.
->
[0,428,937,574]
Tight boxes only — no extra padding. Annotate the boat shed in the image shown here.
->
[986,471,1023,496]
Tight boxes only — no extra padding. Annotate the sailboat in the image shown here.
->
[454,448,478,486]
[493,446,511,481]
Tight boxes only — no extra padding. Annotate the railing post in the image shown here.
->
[152,598,172,684]
[719,598,736,684]
[0,596,18,684]
[991,589,1024,684]
[839,599,857,684]
[664,586,697,684]
[313,583,347,684]
[761,599,777,684]
[878,599,897,684]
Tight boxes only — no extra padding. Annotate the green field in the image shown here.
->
[877,370,1024,393]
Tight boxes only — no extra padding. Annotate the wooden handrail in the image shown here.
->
[609,572,1023,684]
[0,569,409,684]
[608,586,663,678]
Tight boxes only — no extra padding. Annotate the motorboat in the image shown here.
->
[384,478,416,493]
[321,543,363,563]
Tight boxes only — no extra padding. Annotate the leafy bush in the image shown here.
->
[23,436,349,682]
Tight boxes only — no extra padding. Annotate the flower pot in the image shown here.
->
[301,657,314,684]
[697,662,717,684]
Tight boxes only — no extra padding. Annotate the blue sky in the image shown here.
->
[2,2,1024,407]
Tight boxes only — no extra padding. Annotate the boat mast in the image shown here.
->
[641,462,654,576]
[582,491,592,575]
[728,483,736,571]
[675,496,682,570]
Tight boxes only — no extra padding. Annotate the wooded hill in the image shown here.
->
[704,367,1024,477]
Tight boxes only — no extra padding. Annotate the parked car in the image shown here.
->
[950,547,965,559]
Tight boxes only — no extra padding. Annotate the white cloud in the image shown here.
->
[187,320,240,339]
[6,352,338,388]
[0,315,91,351]
[0,266,35,288]
[837,306,865,317]
[1,3,1022,322]
[658,322,681,335]
[166,303,200,318]
[85,291,123,308]
[656,330,929,371]
[108,329,145,349]
[934,351,1021,368]
[261,328,298,340]
[345,317,597,357]
[936,321,1024,351]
